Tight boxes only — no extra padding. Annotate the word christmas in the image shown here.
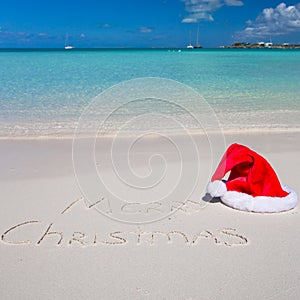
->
[1,221,248,247]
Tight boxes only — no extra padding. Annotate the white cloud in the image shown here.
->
[182,17,198,23]
[181,0,244,22]
[237,2,300,38]
[0,28,58,45]
[224,0,243,6]
[0,29,31,38]
[38,32,47,37]
[139,26,153,33]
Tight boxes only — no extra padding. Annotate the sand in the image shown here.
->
[1,131,299,299]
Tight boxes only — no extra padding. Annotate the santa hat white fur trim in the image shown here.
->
[206,180,227,198]
[206,182,298,213]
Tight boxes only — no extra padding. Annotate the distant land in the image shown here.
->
[221,42,300,49]
[0,45,300,51]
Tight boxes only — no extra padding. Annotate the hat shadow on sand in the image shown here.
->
[202,193,221,204]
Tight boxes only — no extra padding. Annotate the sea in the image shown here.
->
[0,48,299,137]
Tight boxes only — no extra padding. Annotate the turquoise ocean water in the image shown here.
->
[0,48,299,137]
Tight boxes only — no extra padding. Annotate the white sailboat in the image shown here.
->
[186,30,194,49]
[64,33,75,50]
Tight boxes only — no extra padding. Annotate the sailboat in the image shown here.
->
[194,23,202,49]
[64,45,74,50]
[64,33,75,50]
[186,30,194,49]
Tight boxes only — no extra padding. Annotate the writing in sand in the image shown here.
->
[1,221,248,247]
[1,197,249,248]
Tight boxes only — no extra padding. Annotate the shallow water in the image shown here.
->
[0,48,299,137]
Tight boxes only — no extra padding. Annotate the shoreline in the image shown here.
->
[1,127,300,140]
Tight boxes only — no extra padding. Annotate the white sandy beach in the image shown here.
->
[1,131,300,299]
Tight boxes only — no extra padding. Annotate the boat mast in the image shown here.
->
[65,33,68,47]
[196,22,199,46]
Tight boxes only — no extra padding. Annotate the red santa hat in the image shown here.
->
[206,143,298,213]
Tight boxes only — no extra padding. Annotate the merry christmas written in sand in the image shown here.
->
[1,196,249,248]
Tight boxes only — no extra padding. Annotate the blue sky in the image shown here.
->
[0,0,299,48]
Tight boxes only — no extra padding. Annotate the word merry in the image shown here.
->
[61,196,206,215]
[1,220,248,247]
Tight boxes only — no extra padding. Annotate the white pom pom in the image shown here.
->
[206,180,227,197]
